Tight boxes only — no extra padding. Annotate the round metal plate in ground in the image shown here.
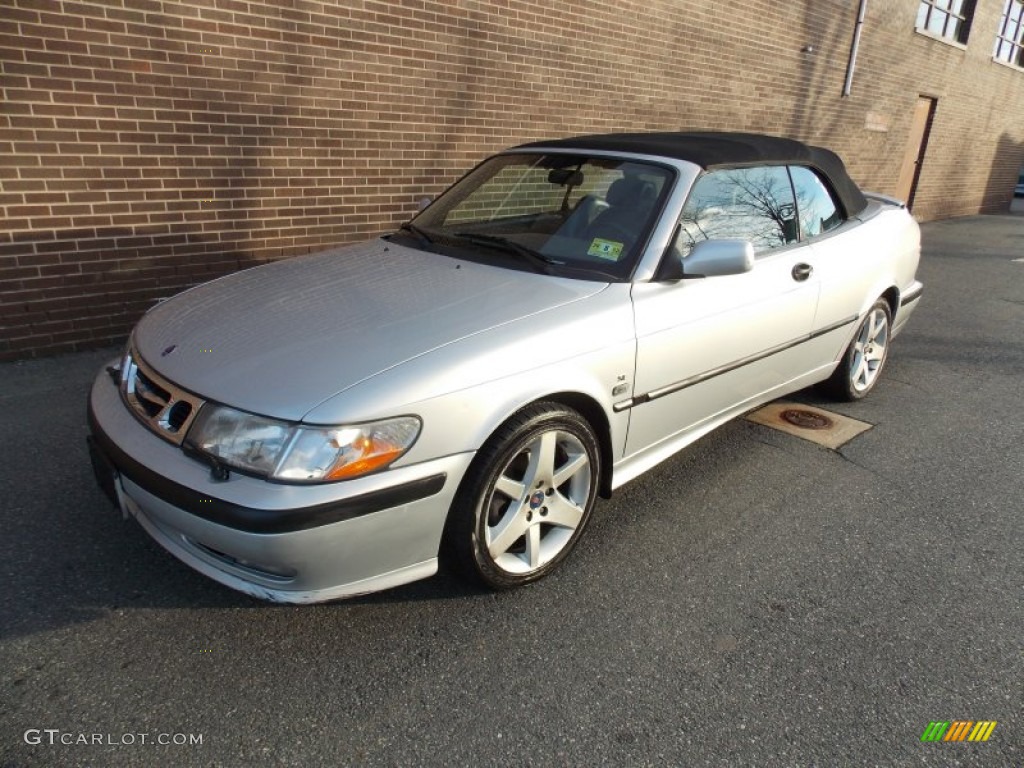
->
[780,409,834,430]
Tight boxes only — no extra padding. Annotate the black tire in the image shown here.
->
[822,298,892,401]
[442,402,601,590]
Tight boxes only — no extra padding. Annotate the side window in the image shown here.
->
[676,166,798,258]
[789,166,844,238]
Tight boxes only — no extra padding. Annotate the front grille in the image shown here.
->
[133,368,170,418]
[166,400,193,431]
[121,347,205,445]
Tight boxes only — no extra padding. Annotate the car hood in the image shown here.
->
[134,239,608,421]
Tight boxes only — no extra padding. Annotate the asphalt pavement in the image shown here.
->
[1,214,1022,767]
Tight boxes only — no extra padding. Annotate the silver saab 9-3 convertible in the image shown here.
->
[87,132,923,603]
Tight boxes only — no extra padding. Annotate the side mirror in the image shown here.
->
[683,239,755,277]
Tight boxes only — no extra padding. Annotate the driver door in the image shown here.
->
[624,166,820,457]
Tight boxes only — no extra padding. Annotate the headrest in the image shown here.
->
[606,177,655,207]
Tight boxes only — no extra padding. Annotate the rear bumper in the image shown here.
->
[87,365,474,603]
[893,280,923,337]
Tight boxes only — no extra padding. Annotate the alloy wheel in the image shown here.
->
[483,428,593,575]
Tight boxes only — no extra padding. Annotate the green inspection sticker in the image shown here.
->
[587,238,624,261]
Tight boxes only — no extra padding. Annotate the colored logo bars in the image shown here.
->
[921,721,997,742]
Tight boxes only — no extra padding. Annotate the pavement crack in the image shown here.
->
[883,375,928,392]
[752,438,794,456]
[834,449,904,490]
[744,425,799,456]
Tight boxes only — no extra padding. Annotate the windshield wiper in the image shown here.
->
[396,222,435,249]
[451,232,559,274]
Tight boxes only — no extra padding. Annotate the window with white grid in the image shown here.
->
[916,0,976,44]
[994,0,1024,68]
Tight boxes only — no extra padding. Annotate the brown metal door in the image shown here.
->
[896,97,936,209]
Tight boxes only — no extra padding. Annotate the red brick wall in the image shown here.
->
[2,0,1023,360]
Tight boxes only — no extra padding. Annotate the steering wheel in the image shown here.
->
[560,195,606,239]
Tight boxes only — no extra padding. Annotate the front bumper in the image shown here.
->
[87,364,474,603]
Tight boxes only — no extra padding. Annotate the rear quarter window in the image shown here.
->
[790,166,844,238]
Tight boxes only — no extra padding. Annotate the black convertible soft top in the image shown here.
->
[516,131,868,218]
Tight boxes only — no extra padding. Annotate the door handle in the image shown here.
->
[792,263,813,282]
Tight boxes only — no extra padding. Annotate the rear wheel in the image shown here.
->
[823,298,891,401]
[444,403,601,590]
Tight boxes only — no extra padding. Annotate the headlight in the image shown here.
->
[186,405,420,483]
[273,419,422,481]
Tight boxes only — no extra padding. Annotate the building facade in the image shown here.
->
[1,0,1023,360]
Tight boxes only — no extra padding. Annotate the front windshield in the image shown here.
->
[402,153,675,280]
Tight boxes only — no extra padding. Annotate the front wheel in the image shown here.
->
[444,403,601,590]
[823,298,892,401]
